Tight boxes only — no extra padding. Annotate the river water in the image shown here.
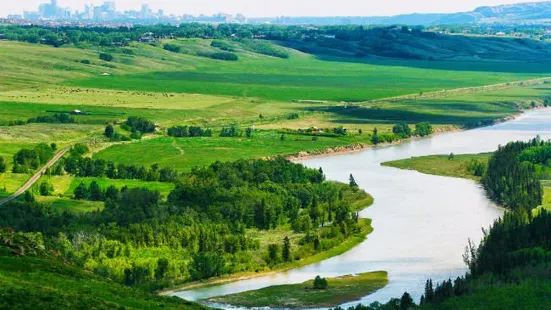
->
[173,109,551,307]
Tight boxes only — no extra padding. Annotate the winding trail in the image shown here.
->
[0,148,69,206]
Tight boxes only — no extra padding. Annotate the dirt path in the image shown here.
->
[0,148,69,206]
[171,139,185,155]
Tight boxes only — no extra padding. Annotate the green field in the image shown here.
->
[93,133,371,171]
[382,153,492,180]
[207,271,388,308]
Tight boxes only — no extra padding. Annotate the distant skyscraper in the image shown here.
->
[51,0,58,7]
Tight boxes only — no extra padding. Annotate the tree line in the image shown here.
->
[482,139,544,211]
[12,143,56,173]
[167,125,213,138]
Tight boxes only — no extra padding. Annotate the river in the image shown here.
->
[173,109,551,308]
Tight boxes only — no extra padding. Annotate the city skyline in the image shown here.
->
[1,0,544,18]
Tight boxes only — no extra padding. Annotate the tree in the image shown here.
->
[349,174,358,187]
[0,157,6,173]
[448,152,455,160]
[246,127,253,138]
[155,258,169,281]
[89,181,104,201]
[280,134,285,141]
[400,292,415,309]
[267,244,281,264]
[73,182,89,200]
[371,128,380,144]
[190,251,225,280]
[313,275,328,289]
[415,122,433,137]
[39,181,54,196]
[393,123,412,138]
[282,236,291,262]
[105,124,115,138]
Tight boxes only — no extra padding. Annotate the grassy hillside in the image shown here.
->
[67,45,551,102]
[0,231,205,310]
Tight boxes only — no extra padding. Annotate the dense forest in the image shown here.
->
[482,138,545,211]
[0,157,368,290]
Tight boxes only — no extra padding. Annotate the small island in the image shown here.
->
[207,271,388,308]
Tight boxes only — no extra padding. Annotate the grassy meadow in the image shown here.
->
[207,271,388,308]
[382,153,492,180]
[2,37,551,204]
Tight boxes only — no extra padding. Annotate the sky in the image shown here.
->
[1,0,544,17]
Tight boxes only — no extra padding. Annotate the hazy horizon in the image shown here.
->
[1,0,546,18]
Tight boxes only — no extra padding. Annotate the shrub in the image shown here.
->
[163,43,181,53]
[39,181,54,196]
[99,53,114,62]
[199,52,239,61]
[313,275,328,289]
[286,113,300,120]
[211,40,236,51]
[80,59,91,64]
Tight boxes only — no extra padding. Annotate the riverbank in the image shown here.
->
[207,271,388,309]
[286,113,522,162]
[161,217,374,296]
[382,151,551,215]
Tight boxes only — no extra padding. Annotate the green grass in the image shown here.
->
[207,271,388,308]
[93,133,371,172]
[68,51,551,102]
[0,254,206,310]
[382,153,492,180]
[420,278,551,310]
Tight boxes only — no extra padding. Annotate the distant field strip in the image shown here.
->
[364,76,551,104]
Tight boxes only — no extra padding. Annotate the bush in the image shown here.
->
[80,59,91,64]
[99,53,114,62]
[39,181,54,196]
[163,43,181,53]
[211,40,236,51]
[199,52,239,61]
[313,275,328,289]
[286,113,300,120]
